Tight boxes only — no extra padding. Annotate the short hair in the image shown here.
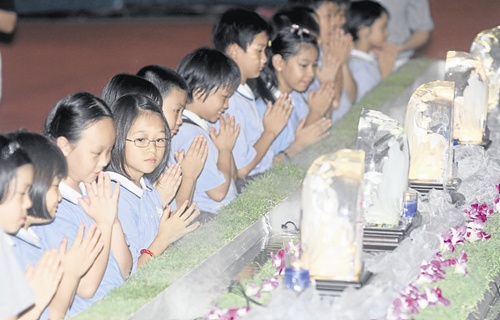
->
[288,0,349,11]
[9,131,67,220]
[136,65,192,103]
[212,8,271,53]
[108,94,170,183]
[176,47,240,101]
[101,73,163,107]
[45,92,113,144]
[250,25,319,103]
[0,135,32,204]
[344,1,388,41]
[271,6,320,38]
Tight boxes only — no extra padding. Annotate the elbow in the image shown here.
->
[76,284,98,299]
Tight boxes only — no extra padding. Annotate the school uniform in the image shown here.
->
[0,228,34,319]
[171,109,237,214]
[31,182,124,317]
[225,84,274,176]
[107,172,163,274]
[10,228,50,320]
[349,49,382,103]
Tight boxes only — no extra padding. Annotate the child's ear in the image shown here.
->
[56,136,73,156]
[226,43,241,60]
[358,26,370,40]
[272,54,285,72]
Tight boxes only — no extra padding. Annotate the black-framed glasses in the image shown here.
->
[125,138,168,148]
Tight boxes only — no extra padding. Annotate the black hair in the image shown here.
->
[108,94,170,183]
[271,6,320,39]
[212,8,271,53]
[0,135,32,204]
[344,1,388,42]
[137,65,191,102]
[9,131,67,220]
[288,0,349,11]
[45,92,113,144]
[176,47,240,101]
[101,73,163,108]
[250,25,319,103]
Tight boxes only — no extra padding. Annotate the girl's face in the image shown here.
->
[0,164,34,234]
[276,45,319,94]
[162,87,188,136]
[60,118,116,191]
[368,13,389,48]
[46,176,62,219]
[194,86,233,123]
[124,112,167,184]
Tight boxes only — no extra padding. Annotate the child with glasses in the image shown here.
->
[107,93,200,272]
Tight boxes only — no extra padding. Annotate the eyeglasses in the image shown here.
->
[125,138,168,148]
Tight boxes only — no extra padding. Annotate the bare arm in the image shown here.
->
[397,31,431,53]
[237,94,292,178]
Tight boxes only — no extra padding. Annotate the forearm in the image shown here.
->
[398,31,431,53]
[175,177,197,207]
[77,223,113,298]
[110,221,132,279]
[237,131,276,179]
[48,275,79,320]
[137,236,170,269]
[207,149,233,201]
[341,64,357,103]
[18,305,45,320]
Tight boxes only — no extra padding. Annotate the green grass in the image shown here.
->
[73,58,434,320]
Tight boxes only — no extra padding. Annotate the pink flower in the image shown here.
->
[206,307,249,320]
[271,249,286,274]
[455,251,468,275]
[260,276,280,292]
[285,241,301,259]
[440,226,466,253]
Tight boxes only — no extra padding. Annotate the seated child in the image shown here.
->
[288,0,356,122]
[175,48,240,215]
[212,8,293,182]
[101,72,183,210]
[251,24,332,157]
[35,92,131,316]
[9,131,103,320]
[107,94,200,271]
[137,65,208,208]
[344,0,396,102]
[0,135,63,320]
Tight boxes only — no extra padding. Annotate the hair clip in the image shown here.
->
[290,24,310,37]
[0,141,21,160]
[268,40,272,47]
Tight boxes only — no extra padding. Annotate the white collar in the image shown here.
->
[237,84,255,100]
[182,109,210,132]
[59,181,86,205]
[350,49,377,62]
[15,228,41,248]
[106,171,150,198]
[3,231,14,247]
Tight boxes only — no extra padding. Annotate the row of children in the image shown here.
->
[1,1,407,318]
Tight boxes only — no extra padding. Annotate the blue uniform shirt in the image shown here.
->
[224,84,274,177]
[349,49,382,103]
[171,110,237,213]
[10,229,50,320]
[107,172,163,274]
[31,182,124,317]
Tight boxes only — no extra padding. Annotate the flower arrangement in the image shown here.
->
[388,184,500,319]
